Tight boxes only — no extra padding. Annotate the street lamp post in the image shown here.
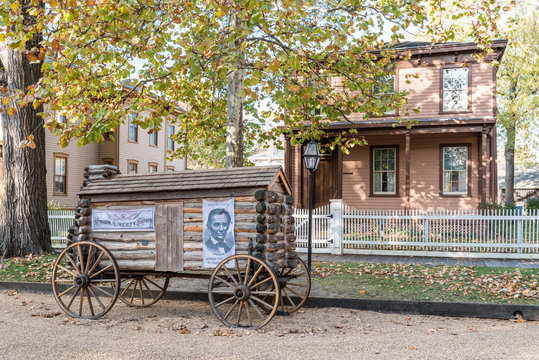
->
[302,140,321,274]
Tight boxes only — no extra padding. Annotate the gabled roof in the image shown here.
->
[79,165,292,196]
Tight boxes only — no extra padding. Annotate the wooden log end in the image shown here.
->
[254,190,267,202]
[255,202,267,214]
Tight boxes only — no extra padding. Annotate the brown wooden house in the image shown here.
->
[285,40,507,210]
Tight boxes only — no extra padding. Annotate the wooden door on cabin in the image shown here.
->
[155,203,184,271]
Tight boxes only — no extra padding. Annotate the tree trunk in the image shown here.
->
[0,3,52,257]
[504,123,516,205]
[225,11,244,168]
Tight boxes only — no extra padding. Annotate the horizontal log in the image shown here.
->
[184,208,257,215]
[111,250,156,261]
[102,260,155,271]
[92,232,156,242]
[96,241,155,251]
[183,201,256,209]
[183,225,257,233]
[183,232,253,241]
[85,165,120,173]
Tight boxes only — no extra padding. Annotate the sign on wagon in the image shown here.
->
[203,198,235,268]
[92,208,155,231]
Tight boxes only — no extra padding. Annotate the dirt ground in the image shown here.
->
[0,290,538,360]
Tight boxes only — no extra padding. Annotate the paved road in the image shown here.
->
[1,290,538,360]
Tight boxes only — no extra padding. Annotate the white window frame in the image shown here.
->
[372,147,397,195]
[442,67,469,112]
[442,146,469,195]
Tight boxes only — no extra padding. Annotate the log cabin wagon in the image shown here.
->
[51,165,310,328]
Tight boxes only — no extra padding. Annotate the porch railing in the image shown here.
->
[294,199,539,259]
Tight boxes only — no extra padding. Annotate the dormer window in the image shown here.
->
[442,67,469,112]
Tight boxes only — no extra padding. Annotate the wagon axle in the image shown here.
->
[74,273,90,288]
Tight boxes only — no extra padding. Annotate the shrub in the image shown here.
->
[481,200,516,210]
[47,200,66,211]
[527,198,539,210]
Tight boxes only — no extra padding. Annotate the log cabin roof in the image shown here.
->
[78,165,292,196]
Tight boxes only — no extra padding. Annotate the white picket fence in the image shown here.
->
[294,199,539,259]
[48,210,75,248]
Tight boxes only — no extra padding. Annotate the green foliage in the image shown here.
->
[1,1,506,161]
[497,2,539,157]
[481,200,516,210]
[526,198,539,210]
[46,200,66,211]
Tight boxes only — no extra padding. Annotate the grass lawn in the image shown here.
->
[312,262,539,305]
[0,253,537,305]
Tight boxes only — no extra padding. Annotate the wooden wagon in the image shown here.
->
[51,165,310,328]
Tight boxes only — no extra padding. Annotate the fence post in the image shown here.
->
[517,214,523,253]
[329,199,344,255]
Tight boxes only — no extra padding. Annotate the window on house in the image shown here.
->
[58,114,67,124]
[149,163,158,173]
[166,166,175,172]
[128,160,138,174]
[168,125,175,151]
[54,155,67,195]
[372,148,397,195]
[442,67,469,112]
[373,75,396,115]
[442,146,468,195]
[128,113,138,142]
[149,127,158,147]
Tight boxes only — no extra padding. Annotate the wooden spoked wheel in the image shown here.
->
[208,254,279,329]
[277,258,311,314]
[116,275,169,307]
[51,241,120,320]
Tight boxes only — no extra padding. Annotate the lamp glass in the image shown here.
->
[303,140,321,171]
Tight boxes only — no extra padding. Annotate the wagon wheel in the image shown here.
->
[208,254,279,329]
[51,241,120,320]
[116,275,170,307]
[277,258,311,314]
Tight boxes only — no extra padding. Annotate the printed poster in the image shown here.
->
[92,208,155,232]
[202,198,235,268]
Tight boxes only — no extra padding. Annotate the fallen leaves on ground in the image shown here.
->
[312,262,538,304]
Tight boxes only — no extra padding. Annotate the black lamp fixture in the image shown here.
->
[302,139,321,274]
[303,140,321,172]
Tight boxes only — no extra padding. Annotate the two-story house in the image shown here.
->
[285,40,507,210]
[0,110,186,209]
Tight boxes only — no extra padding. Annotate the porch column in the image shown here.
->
[489,125,497,202]
[480,125,488,205]
[405,130,411,209]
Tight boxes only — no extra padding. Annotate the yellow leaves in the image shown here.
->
[51,38,60,52]
[286,83,301,92]
[131,36,141,46]
[6,107,17,116]
[2,98,9,106]
[204,48,213,58]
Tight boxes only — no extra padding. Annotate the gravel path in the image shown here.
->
[1,290,538,360]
